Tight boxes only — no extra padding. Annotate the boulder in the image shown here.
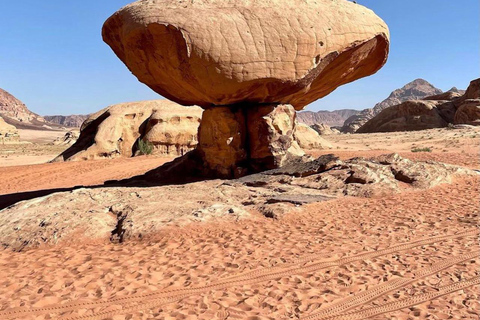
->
[247,105,305,171]
[424,91,463,101]
[53,100,203,162]
[452,79,480,126]
[311,123,336,135]
[102,0,389,109]
[357,100,448,133]
[51,131,79,146]
[454,99,480,126]
[294,123,333,150]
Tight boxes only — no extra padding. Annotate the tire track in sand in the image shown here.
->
[1,229,477,319]
[301,251,478,319]
[319,277,480,320]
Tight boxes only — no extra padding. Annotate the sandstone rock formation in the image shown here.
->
[1,154,472,250]
[103,0,389,109]
[454,100,480,126]
[44,115,89,128]
[297,109,360,127]
[51,131,79,146]
[311,123,338,135]
[357,101,448,133]
[294,123,333,150]
[342,79,443,133]
[53,100,203,162]
[358,78,480,133]
[0,116,19,143]
[103,0,389,177]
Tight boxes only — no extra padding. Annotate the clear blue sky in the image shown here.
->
[0,0,478,115]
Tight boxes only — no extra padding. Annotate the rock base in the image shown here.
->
[196,104,305,178]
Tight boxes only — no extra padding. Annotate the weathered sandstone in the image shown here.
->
[358,78,480,133]
[294,123,333,150]
[103,0,389,110]
[0,154,473,250]
[54,100,203,161]
[357,100,448,133]
[102,0,390,177]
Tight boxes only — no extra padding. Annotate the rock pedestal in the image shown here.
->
[102,0,391,179]
[197,104,304,178]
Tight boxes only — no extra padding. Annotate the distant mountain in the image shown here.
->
[297,109,360,127]
[341,79,443,133]
[44,115,89,128]
[0,88,65,130]
[0,88,45,124]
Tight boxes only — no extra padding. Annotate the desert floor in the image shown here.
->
[0,129,70,167]
[0,127,478,319]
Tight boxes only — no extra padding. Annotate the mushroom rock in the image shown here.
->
[103,0,389,109]
[103,0,390,177]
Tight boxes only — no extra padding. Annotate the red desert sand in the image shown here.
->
[0,148,478,320]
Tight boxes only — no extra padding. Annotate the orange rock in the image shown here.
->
[102,0,389,109]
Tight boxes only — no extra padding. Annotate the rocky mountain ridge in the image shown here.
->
[44,115,89,128]
[297,109,360,126]
[341,79,444,133]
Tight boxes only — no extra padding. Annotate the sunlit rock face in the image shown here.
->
[102,0,390,110]
[102,0,390,177]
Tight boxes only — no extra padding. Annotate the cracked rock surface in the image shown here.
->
[102,0,389,109]
[0,154,472,251]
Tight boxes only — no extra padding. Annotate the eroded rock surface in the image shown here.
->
[53,100,203,161]
[310,123,337,135]
[294,123,333,150]
[357,101,449,133]
[197,104,305,177]
[103,0,389,109]
[358,78,480,133]
[342,79,443,133]
[51,131,79,146]
[1,154,473,250]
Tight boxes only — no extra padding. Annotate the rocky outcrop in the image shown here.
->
[358,78,480,133]
[50,131,79,146]
[103,0,389,177]
[53,100,203,162]
[295,123,333,150]
[297,109,360,127]
[103,0,389,110]
[357,101,448,133]
[0,153,473,250]
[143,107,202,156]
[341,79,443,133]
[454,99,480,126]
[311,123,339,135]
[44,115,89,128]
[0,116,19,143]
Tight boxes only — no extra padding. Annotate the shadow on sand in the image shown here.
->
[0,151,216,210]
